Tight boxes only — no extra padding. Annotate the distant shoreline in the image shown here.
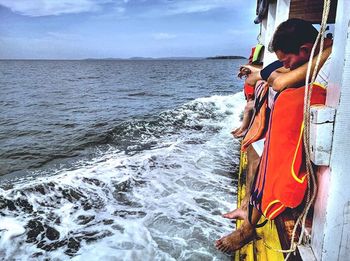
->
[0,56,247,61]
[85,56,247,60]
[206,55,246,60]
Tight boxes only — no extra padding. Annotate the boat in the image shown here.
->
[234,0,350,260]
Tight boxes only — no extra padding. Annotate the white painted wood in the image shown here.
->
[311,0,350,260]
[298,245,317,261]
[262,1,277,66]
[310,106,336,124]
[262,0,290,66]
[260,17,267,45]
[310,106,336,166]
[312,167,331,260]
[275,0,291,30]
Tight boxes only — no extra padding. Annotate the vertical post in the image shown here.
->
[260,15,267,45]
[262,0,290,65]
[311,0,350,259]
[262,0,277,65]
[275,0,291,32]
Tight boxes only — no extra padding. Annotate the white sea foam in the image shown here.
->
[0,217,26,245]
[0,93,246,260]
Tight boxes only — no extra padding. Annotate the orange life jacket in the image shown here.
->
[244,83,255,101]
[248,47,256,64]
[250,83,326,220]
[242,81,270,151]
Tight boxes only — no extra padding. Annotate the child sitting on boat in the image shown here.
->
[231,65,261,138]
[226,59,284,220]
[231,46,264,138]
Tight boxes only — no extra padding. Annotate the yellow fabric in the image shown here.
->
[252,43,264,63]
[234,151,284,261]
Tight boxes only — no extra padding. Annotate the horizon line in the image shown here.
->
[0,55,247,61]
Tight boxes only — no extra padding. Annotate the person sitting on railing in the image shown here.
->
[230,65,261,138]
[231,46,264,138]
[216,18,332,253]
[225,60,283,221]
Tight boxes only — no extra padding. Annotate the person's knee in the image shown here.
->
[247,100,254,109]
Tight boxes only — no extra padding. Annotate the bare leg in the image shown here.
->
[231,100,254,138]
[216,207,261,253]
[222,145,260,220]
[231,126,246,138]
[246,144,260,193]
[222,197,248,220]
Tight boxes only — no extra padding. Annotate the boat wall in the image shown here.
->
[261,0,291,66]
[311,0,350,259]
[311,167,331,259]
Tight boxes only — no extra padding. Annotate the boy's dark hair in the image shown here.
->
[269,18,319,54]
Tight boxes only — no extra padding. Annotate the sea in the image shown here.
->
[0,59,246,260]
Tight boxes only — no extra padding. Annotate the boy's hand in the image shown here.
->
[238,65,262,79]
[238,66,252,78]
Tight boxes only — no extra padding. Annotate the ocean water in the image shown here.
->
[0,59,246,260]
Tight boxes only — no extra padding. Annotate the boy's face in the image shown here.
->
[275,48,310,70]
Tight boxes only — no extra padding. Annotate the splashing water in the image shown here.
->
[0,93,245,260]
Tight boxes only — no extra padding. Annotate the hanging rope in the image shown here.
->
[259,0,332,259]
[285,0,331,259]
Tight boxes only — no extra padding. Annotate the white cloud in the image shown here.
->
[0,0,249,18]
[0,0,115,16]
[124,0,249,19]
[152,33,177,40]
[164,0,246,15]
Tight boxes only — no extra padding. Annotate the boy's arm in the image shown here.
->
[267,67,290,86]
[245,71,262,86]
[243,61,284,86]
[238,64,263,86]
[272,46,332,91]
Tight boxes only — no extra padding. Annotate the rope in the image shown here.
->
[285,0,331,260]
[259,0,332,258]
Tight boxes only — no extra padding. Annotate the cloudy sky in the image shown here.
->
[0,0,259,59]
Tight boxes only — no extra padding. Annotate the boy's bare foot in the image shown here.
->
[222,208,246,220]
[215,223,256,253]
[222,197,248,220]
[231,127,246,138]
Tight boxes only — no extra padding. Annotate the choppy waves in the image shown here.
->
[0,93,245,260]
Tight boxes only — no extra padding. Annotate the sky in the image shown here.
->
[0,0,260,59]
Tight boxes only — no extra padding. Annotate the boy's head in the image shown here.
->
[269,18,318,70]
